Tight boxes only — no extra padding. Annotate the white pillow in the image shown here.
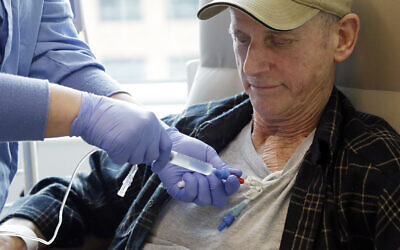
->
[186,66,243,106]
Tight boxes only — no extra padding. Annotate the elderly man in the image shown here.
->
[1,0,400,249]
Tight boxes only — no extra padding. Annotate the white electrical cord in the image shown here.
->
[0,149,97,247]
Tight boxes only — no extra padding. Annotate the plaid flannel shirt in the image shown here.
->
[1,87,400,249]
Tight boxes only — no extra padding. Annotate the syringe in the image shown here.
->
[170,151,243,184]
[169,151,214,175]
[118,151,244,197]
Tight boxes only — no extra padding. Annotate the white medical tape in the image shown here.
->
[0,224,38,250]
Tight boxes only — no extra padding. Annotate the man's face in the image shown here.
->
[230,9,337,120]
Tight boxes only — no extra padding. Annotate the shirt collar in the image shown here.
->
[309,87,349,166]
[194,93,253,153]
[196,87,349,167]
[169,86,348,168]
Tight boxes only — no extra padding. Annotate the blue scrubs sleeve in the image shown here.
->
[59,66,128,97]
[0,73,49,141]
[0,73,49,211]
[29,0,123,96]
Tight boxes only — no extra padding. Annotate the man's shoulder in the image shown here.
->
[341,108,400,173]
[327,109,400,244]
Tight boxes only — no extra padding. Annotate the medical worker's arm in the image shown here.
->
[0,73,171,167]
[28,0,147,106]
[0,74,49,141]
[29,0,122,97]
[49,84,172,166]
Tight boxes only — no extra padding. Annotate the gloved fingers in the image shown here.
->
[193,173,211,206]
[154,164,186,187]
[213,169,230,180]
[123,109,161,165]
[142,134,161,165]
[204,146,242,176]
[224,175,241,195]
[107,141,129,165]
[204,146,223,167]
[207,174,227,207]
[151,160,163,174]
[222,166,243,177]
[167,173,198,202]
[128,133,148,165]
[107,129,143,165]
[160,128,173,152]
[165,127,181,141]
[204,146,243,178]
[153,129,172,169]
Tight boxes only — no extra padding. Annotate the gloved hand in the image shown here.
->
[70,92,172,166]
[152,128,242,207]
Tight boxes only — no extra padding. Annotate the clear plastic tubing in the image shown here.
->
[169,151,215,175]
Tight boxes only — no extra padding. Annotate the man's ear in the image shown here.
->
[334,13,360,63]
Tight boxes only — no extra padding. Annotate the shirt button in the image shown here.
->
[148,200,154,207]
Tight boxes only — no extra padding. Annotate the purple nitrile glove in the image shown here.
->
[70,92,172,166]
[152,127,242,207]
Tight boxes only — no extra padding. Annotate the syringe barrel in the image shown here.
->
[169,151,215,175]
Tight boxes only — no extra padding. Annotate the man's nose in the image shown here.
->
[243,43,273,76]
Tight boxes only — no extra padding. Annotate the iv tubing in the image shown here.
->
[0,149,97,246]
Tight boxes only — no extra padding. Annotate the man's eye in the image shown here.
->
[233,35,250,44]
[238,38,249,44]
[268,37,294,47]
[274,39,292,46]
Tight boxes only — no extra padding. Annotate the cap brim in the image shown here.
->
[198,0,320,31]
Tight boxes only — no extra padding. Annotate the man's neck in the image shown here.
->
[251,100,325,172]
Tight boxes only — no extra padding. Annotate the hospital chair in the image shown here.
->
[185,3,243,106]
[335,0,400,131]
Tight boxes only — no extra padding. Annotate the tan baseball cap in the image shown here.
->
[198,0,353,30]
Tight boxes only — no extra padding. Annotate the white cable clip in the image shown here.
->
[117,164,138,197]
